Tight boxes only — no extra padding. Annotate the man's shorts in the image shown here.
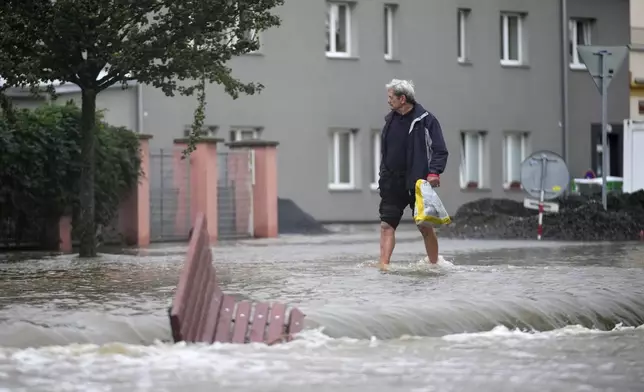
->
[378,172,414,230]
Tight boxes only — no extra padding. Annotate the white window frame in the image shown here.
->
[184,125,218,137]
[230,127,260,142]
[503,132,529,189]
[569,18,592,69]
[219,13,261,53]
[459,131,486,189]
[500,13,524,66]
[328,129,356,190]
[457,8,470,63]
[326,2,352,58]
[384,4,395,60]
[242,29,261,53]
[370,130,381,190]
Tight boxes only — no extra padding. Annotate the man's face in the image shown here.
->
[387,89,404,111]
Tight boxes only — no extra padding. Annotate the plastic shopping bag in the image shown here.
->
[413,179,452,227]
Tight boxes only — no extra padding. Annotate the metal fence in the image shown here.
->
[218,150,254,239]
[149,148,192,242]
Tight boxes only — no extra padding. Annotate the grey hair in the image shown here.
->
[386,79,416,103]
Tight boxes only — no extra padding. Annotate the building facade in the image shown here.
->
[6,0,631,222]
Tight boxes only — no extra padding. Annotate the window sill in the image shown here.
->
[458,59,472,66]
[326,53,359,61]
[328,184,360,192]
[569,63,587,71]
[503,186,524,192]
[243,51,264,57]
[500,61,530,69]
[384,56,401,63]
[370,183,379,191]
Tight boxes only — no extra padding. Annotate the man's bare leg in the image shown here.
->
[380,222,396,268]
[419,225,439,264]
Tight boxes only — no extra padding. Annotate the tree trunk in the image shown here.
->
[78,88,97,257]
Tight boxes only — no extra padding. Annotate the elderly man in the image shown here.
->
[378,79,449,267]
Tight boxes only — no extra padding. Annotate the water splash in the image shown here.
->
[357,255,456,275]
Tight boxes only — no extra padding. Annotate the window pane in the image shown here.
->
[576,21,585,46]
[325,6,331,51]
[465,134,479,183]
[500,15,504,59]
[328,135,335,183]
[384,8,389,55]
[457,12,462,58]
[509,135,522,182]
[339,132,351,183]
[336,5,347,53]
[240,130,255,140]
[568,20,575,58]
[508,16,518,60]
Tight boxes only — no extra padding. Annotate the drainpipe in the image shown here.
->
[561,0,570,166]
[136,81,144,134]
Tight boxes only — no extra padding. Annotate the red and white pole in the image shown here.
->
[537,189,545,241]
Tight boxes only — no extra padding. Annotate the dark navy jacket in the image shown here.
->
[380,103,449,190]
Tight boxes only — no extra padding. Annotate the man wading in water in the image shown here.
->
[378,79,449,269]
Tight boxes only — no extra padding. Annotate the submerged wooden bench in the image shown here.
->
[169,213,305,345]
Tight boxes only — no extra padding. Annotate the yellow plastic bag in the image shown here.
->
[413,179,452,226]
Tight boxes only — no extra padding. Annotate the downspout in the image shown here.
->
[136,82,144,134]
[561,0,570,166]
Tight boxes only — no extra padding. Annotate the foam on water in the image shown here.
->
[357,255,456,274]
[1,324,643,392]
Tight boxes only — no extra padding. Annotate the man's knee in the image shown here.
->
[381,218,400,231]
[418,224,436,237]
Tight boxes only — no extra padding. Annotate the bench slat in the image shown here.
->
[213,294,236,343]
[286,307,305,340]
[265,303,287,345]
[249,302,270,343]
[231,301,251,343]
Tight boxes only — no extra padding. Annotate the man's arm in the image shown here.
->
[425,117,448,175]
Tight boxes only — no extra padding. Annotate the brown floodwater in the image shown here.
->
[1,225,643,392]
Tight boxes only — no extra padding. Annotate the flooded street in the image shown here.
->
[1,224,643,392]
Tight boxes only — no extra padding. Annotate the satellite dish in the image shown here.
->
[520,150,570,200]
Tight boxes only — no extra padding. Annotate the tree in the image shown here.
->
[0,0,284,257]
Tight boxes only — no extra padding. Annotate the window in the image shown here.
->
[242,29,261,53]
[230,128,260,142]
[460,131,486,189]
[500,13,524,65]
[221,12,261,53]
[328,129,356,189]
[326,2,351,57]
[503,132,529,189]
[457,8,470,63]
[384,4,396,60]
[370,130,381,189]
[184,125,218,137]
[569,18,592,68]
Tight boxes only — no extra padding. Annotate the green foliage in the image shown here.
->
[0,0,283,254]
[0,0,284,152]
[0,102,141,247]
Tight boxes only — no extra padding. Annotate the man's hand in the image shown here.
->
[427,173,440,187]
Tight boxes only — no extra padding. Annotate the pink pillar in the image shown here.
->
[174,137,223,244]
[119,134,152,247]
[227,140,279,238]
[59,215,73,253]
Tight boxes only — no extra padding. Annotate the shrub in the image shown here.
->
[0,101,141,249]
